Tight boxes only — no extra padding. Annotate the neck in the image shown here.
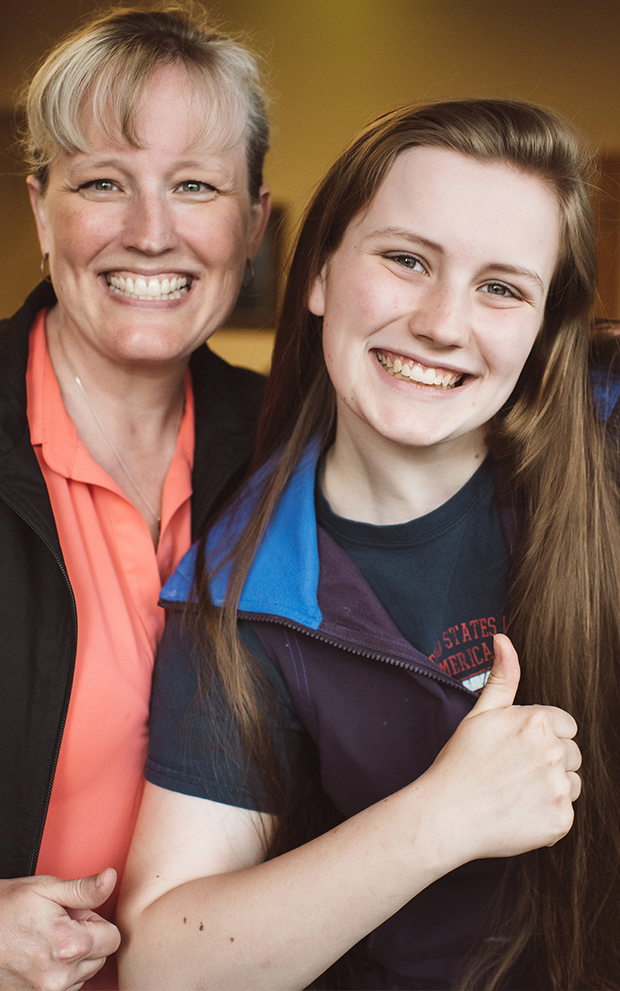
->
[322,416,488,526]
[44,305,188,546]
[45,305,187,430]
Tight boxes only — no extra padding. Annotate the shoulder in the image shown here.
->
[0,282,57,344]
[162,441,321,613]
[0,283,57,455]
[189,345,265,419]
[188,346,266,533]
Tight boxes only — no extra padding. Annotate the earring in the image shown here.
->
[40,252,52,283]
[241,258,254,290]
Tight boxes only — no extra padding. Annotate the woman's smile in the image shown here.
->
[105,272,192,301]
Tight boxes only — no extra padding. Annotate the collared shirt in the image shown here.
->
[26,309,194,989]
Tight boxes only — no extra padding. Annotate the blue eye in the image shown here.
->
[79,179,118,192]
[387,253,425,272]
[481,282,518,298]
[176,181,216,193]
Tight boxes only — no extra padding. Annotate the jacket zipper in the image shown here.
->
[0,491,77,875]
[239,612,475,698]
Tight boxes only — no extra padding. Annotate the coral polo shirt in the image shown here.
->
[26,310,194,989]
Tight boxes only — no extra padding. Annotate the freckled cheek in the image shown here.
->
[479,319,540,379]
[186,217,249,267]
[352,277,398,318]
[48,205,121,259]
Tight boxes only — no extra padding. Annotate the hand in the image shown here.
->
[420,634,581,866]
[0,868,120,991]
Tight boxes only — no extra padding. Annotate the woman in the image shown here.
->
[118,100,618,991]
[0,7,270,990]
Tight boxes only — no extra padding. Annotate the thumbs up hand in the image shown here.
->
[468,633,522,712]
[417,634,581,868]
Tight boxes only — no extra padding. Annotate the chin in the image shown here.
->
[108,333,192,366]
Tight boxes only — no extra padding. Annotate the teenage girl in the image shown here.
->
[118,100,620,991]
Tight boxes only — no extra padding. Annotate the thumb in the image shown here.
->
[41,867,117,911]
[469,634,520,715]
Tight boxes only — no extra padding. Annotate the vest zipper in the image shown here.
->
[0,491,77,875]
[239,612,476,698]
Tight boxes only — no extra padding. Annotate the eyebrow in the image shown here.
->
[68,156,232,175]
[366,226,546,293]
[367,227,444,253]
[68,157,127,172]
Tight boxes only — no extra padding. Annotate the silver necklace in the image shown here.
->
[60,343,183,529]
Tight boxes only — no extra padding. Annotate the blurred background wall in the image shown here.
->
[2,0,620,371]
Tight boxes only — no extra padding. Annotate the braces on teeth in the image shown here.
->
[107,274,191,299]
[376,351,462,389]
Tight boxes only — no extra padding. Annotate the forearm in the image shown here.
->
[119,781,444,991]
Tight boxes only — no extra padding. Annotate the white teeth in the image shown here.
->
[376,350,462,390]
[106,273,191,300]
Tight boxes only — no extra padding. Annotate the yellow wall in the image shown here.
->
[3,0,620,367]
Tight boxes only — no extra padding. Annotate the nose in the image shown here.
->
[124,190,177,256]
[410,280,471,350]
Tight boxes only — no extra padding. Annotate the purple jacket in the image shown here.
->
[161,445,518,989]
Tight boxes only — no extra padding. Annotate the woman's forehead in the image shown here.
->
[76,62,247,163]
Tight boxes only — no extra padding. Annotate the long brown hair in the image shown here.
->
[194,99,620,989]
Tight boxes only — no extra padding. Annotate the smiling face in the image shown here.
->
[27,63,270,369]
[308,146,561,463]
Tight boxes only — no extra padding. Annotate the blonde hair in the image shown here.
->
[20,4,269,198]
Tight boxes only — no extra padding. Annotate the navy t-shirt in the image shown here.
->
[316,455,508,693]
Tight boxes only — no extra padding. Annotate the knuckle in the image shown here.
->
[554,794,574,830]
[39,971,71,991]
[519,706,547,736]
[546,744,565,767]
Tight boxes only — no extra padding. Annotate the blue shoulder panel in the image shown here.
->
[591,366,620,422]
[160,444,322,630]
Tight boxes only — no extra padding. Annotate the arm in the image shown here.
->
[118,636,581,991]
[0,869,120,991]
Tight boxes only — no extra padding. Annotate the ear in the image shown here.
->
[247,185,271,259]
[26,176,50,255]
[308,265,327,317]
